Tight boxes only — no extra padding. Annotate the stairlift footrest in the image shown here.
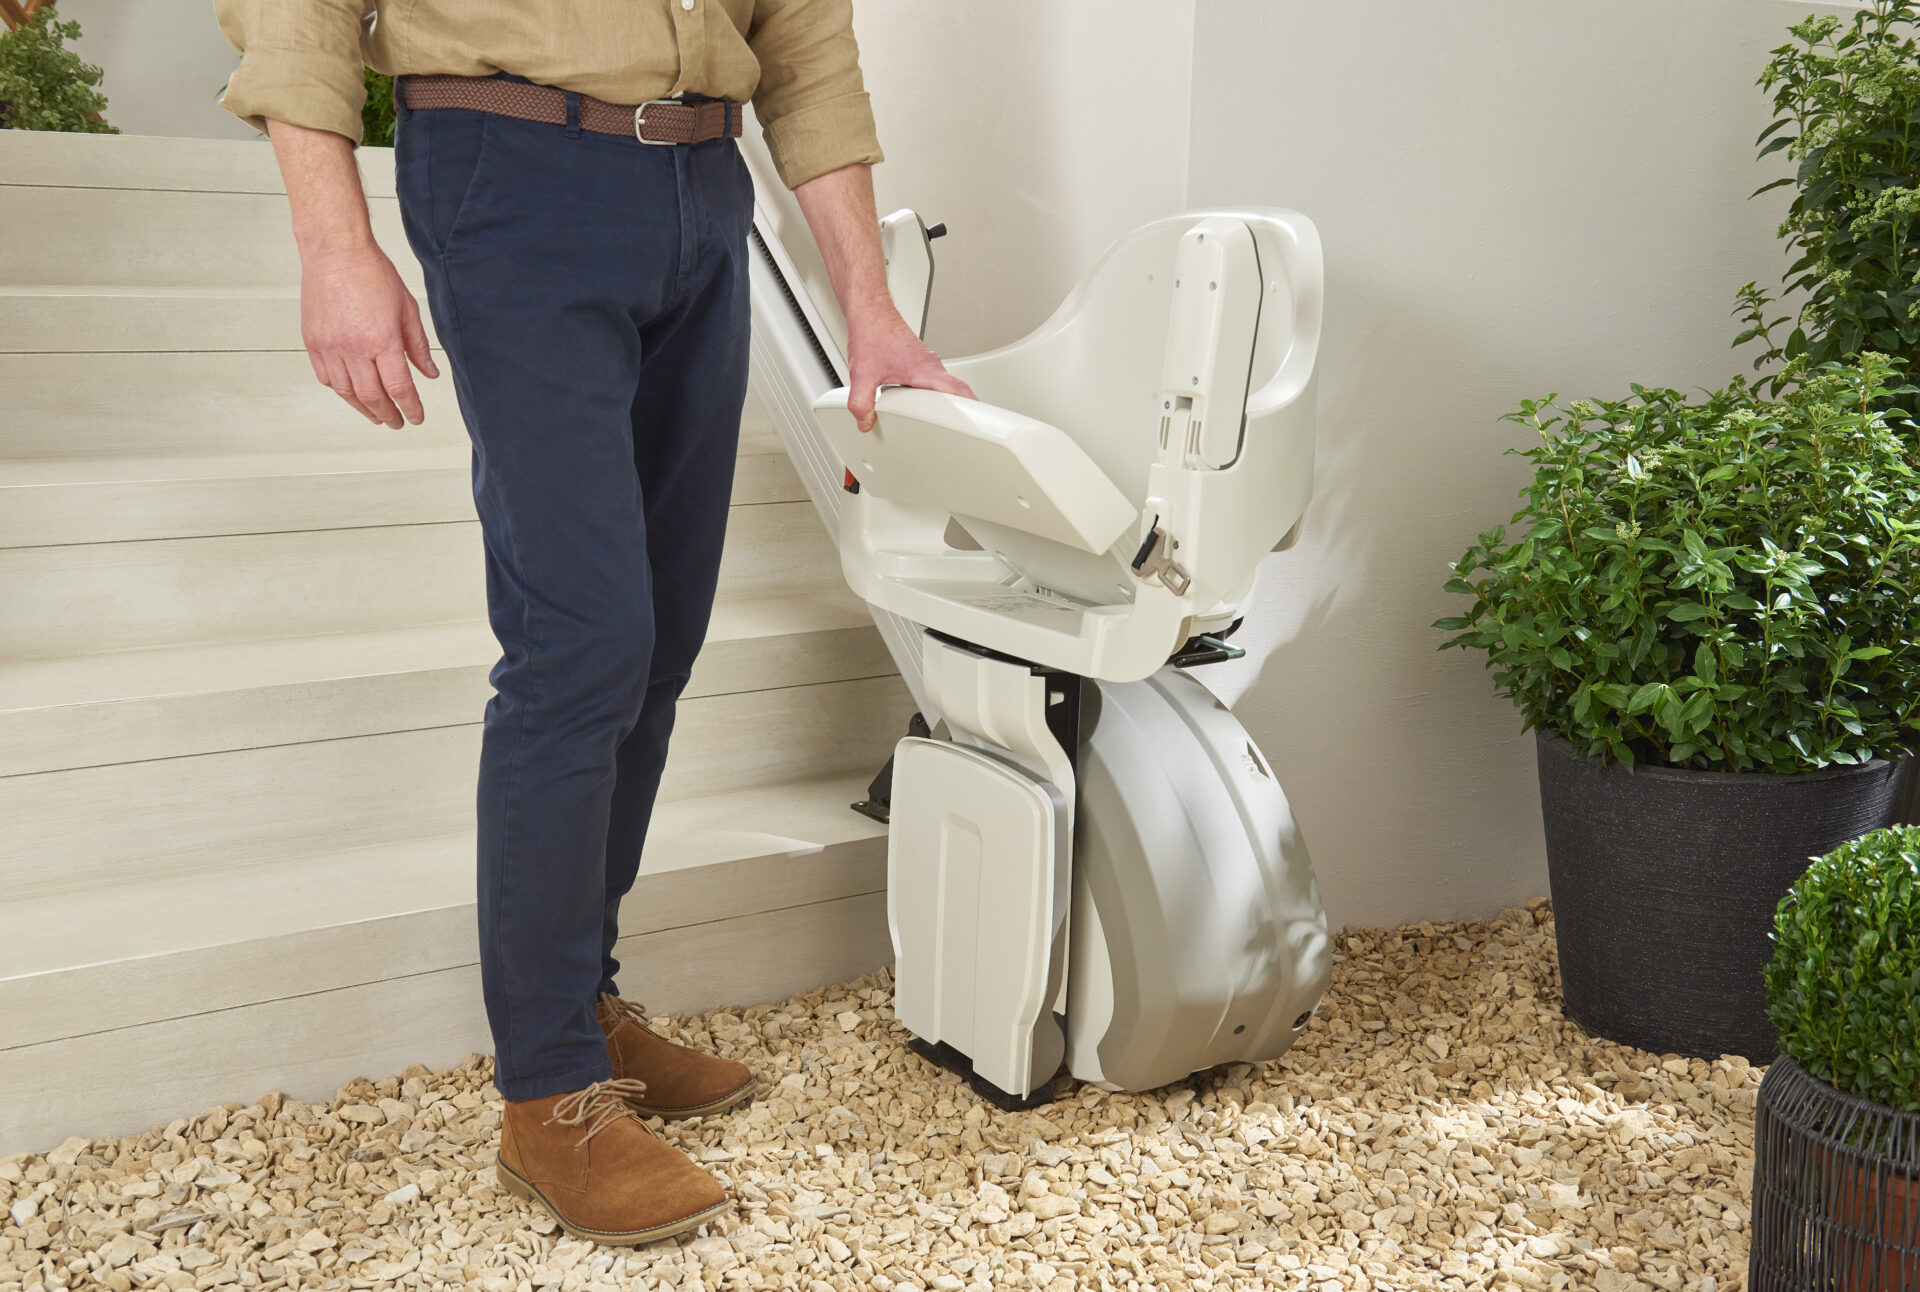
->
[886,737,1069,1100]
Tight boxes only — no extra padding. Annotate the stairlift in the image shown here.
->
[741,147,1332,1108]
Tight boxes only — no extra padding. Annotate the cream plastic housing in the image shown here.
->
[814,208,1321,683]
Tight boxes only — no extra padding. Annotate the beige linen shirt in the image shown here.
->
[214,0,883,189]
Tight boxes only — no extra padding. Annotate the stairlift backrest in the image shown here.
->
[814,207,1322,681]
[946,213,1318,612]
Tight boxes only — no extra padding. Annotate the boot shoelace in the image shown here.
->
[598,991,651,1030]
[543,1077,652,1149]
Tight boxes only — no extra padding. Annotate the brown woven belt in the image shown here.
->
[399,73,744,145]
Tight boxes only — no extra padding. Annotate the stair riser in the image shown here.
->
[0,523,482,659]
[0,623,893,778]
[0,892,891,1156]
[0,468,475,549]
[2,352,469,459]
[0,675,910,898]
[0,291,431,355]
[0,502,838,659]
[1,836,884,1050]
[4,354,788,461]
[0,187,418,290]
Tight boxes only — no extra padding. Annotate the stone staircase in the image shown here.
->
[0,130,907,1154]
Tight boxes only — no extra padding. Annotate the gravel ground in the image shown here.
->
[0,899,1755,1292]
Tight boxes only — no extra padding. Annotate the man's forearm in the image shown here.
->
[788,160,975,429]
[260,117,439,429]
[791,162,894,332]
[264,119,378,260]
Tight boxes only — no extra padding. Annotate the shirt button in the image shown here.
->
[681,0,693,8]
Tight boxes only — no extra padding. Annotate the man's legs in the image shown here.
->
[393,85,750,1102]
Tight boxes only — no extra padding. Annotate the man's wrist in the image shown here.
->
[295,225,382,264]
[844,294,912,340]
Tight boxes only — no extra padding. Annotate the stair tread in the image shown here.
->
[0,770,885,982]
[0,589,875,714]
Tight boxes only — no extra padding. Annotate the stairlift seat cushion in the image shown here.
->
[813,387,1138,556]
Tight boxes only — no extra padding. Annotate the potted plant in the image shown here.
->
[1436,353,1920,1059]
[1735,0,1920,397]
[1750,826,1918,1290]
[0,6,113,133]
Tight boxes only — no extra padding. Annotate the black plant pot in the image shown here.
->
[1751,1055,1919,1290]
[1534,730,1901,1060]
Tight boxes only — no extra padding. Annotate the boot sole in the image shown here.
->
[622,1079,756,1121]
[494,1155,728,1246]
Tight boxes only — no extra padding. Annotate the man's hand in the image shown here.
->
[844,307,974,433]
[265,119,439,429]
[793,162,973,432]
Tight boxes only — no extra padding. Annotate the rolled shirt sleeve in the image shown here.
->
[746,0,883,189]
[214,0,370,143]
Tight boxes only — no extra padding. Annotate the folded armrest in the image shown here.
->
[813,386,1138,556]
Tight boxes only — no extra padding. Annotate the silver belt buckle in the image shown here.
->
[634,97,682,145]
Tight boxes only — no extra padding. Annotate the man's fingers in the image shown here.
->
[402,301,441,379]
[849,379,879,433]
[375,347,426,425]
[919,369,977,401]
[323,352,382,423]
[347,355,404,428]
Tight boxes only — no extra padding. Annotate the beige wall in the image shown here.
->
[1186,1,1808,930]
[853,2,1196,355]
[57,0,259,142]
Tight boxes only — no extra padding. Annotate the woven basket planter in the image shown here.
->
[1534,730,1901,1059]
[1751,1055,1919,1290]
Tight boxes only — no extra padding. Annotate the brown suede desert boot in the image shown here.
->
[495,1076,728,1245]
[597,992,756,1119]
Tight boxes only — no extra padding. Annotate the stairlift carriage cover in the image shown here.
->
[738,123,1330,1102]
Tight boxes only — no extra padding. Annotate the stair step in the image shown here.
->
[0,590,890,776]
[0,890,891,1156]
[2,348,793,463]
[0,674,911,899]
[0,770,888,1052]
[0,448,472,547]
[0,499,838,659]
[2,351,468,458]
[0,129,397,197]
[0,437,803,547]
[0,183,417,291]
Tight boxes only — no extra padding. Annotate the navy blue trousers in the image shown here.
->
[393,77,754,1102]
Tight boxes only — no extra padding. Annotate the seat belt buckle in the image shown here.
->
[1131,523,1192,596]
[634,98,682,145]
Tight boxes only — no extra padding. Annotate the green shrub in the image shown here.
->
[1766,825,1920,1110]
[0,6,113,133]
[362,68,394,147]
[1737,1,1920,389]
[1436,353,1920,771]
